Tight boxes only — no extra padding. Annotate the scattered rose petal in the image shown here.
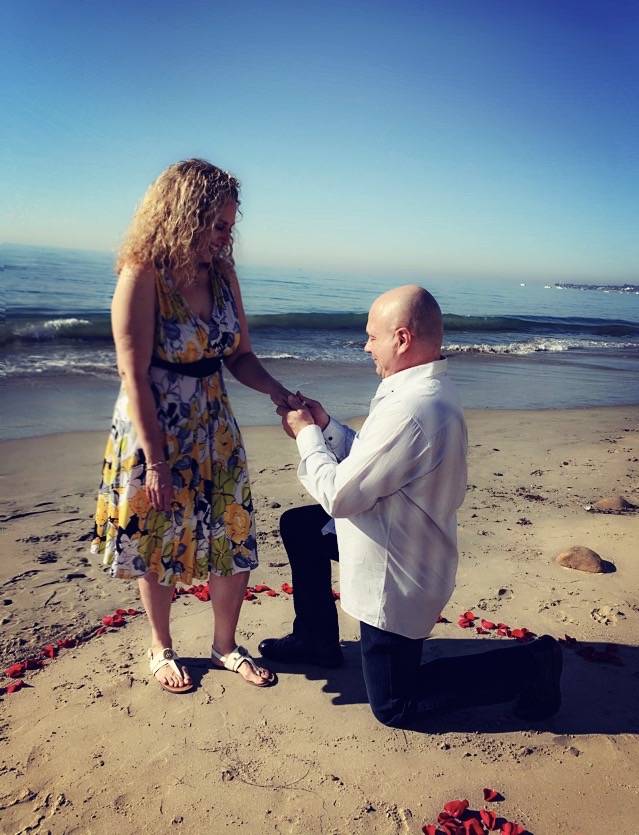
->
[497,623,510,630]
[464,819,485,835]
[94,626,107,636]
[42,644,57,659]
[57,637,77,648]
[102,615,114,626]
[475,627,490,634]
[24,657,42,671]
[422,826,438,835]
[266,590,279,597]
[462,611,477,621]
[6,679,25,694]
[496,627,511,638]
[5,662,26,679]
[244,591,256,601]
[253,584,272,593]
[483,788,503,802]
[443,800,469,818]
[458,617,474,629]
[115,608,127,615]
[511,627,535,642]
[480,809,498,830]
[481,619,496,630]
[127,608,139,615]
[281,582,294,595]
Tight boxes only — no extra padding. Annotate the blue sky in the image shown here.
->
[2,0,638,281]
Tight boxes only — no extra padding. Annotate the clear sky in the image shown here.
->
[2,0,638,281]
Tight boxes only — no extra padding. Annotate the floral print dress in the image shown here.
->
[91,265,257,585]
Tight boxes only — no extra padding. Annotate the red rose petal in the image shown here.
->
[457,617,474,628]
[422,826,438,835]
[24,657,42,671]
[475,627,490,634]
[281,582,294,595]
[462,611,477,621]
[115,608,127,616]
[42,644,57,659]
[481,619,496,630]
[501,823,525,835]
[511,627,535,641]
[482,788,503,802]
[102,615,114,626]
[496,627,511,637]
[6,679,25,694]
[266,590,279,597]
[464,819,485,835]
[95,626,107,636]
[5,662,26,679]
[244,591,256,601]
[127,608,139,615]
[440,822,464,835]
[253,584,271,593]
[443,800,469,818]
[497,623,510,630]
[480,809,498,830]
[331,589,341,600]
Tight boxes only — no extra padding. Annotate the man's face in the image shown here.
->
[364,305,399,378]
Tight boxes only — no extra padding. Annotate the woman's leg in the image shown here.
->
[210,571,272,684]
[138,572,191,688]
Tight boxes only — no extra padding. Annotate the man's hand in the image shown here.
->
[276,399,315,438]
[294,391,330,431]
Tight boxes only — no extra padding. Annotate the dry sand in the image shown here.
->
[0,407,638,834]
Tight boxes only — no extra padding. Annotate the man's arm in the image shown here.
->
[295,409,431,518]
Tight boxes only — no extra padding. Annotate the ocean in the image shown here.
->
[2,243,639,440]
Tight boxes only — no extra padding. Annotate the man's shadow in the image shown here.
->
[263,638,639,734]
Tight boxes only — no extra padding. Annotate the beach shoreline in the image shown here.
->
[1,405,638,833]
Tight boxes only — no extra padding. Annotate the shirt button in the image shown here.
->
[328,436,333,441]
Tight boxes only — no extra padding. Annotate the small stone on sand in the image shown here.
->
[591,495,637,513]
[555,546,604,573]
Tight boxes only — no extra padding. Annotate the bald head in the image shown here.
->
[365,285,443,378]
[371,285,443,351]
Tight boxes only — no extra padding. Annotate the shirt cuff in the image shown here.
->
[296,423,326,458]
[322,417,346,446]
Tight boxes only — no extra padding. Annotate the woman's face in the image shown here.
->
[198,200,237,260]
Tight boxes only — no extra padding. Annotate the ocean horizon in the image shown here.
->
[1,243,639,440]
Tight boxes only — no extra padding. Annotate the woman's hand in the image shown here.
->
[269,382,295,409]
[295,391,330,431]
[145,463,173,512]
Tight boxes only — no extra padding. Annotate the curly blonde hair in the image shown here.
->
[117,158,240,284]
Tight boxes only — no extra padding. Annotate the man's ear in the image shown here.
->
[395,326,412,354]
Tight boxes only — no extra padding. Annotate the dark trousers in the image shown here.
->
[280,504,535,727]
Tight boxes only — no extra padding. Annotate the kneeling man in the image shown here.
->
[260,285,562,728]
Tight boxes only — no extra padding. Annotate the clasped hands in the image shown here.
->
[276,391,329,439]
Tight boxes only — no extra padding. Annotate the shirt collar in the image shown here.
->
[375,357,448,398]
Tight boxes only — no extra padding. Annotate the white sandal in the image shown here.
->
[211,644,276,687]
[148,648,193,694]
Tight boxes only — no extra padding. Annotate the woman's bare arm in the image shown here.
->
[111,263,171,511]
[222,264,292,407]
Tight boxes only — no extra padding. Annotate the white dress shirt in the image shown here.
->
[295,359,467,639]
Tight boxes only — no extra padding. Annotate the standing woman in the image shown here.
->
[91,159,291,692]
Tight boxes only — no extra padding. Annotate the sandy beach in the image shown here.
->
[1,407,638,834]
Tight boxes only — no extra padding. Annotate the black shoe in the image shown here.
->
[258,633,343,668]
[514,635,563,720]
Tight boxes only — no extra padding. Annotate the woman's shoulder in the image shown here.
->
[118,260,158,284]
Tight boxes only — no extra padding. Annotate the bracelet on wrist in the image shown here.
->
[146,460,167,470]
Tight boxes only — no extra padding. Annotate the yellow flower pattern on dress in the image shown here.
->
[90,264,257,584]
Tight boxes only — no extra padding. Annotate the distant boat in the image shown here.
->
[544,284,551,289]
[520,282,526,287]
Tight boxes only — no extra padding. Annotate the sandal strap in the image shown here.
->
[211,645,260,675]
[149,647,183,678]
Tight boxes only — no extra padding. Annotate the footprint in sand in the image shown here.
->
[591,606,626,626]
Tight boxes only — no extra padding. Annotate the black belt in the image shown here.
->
[150,355,222,378]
